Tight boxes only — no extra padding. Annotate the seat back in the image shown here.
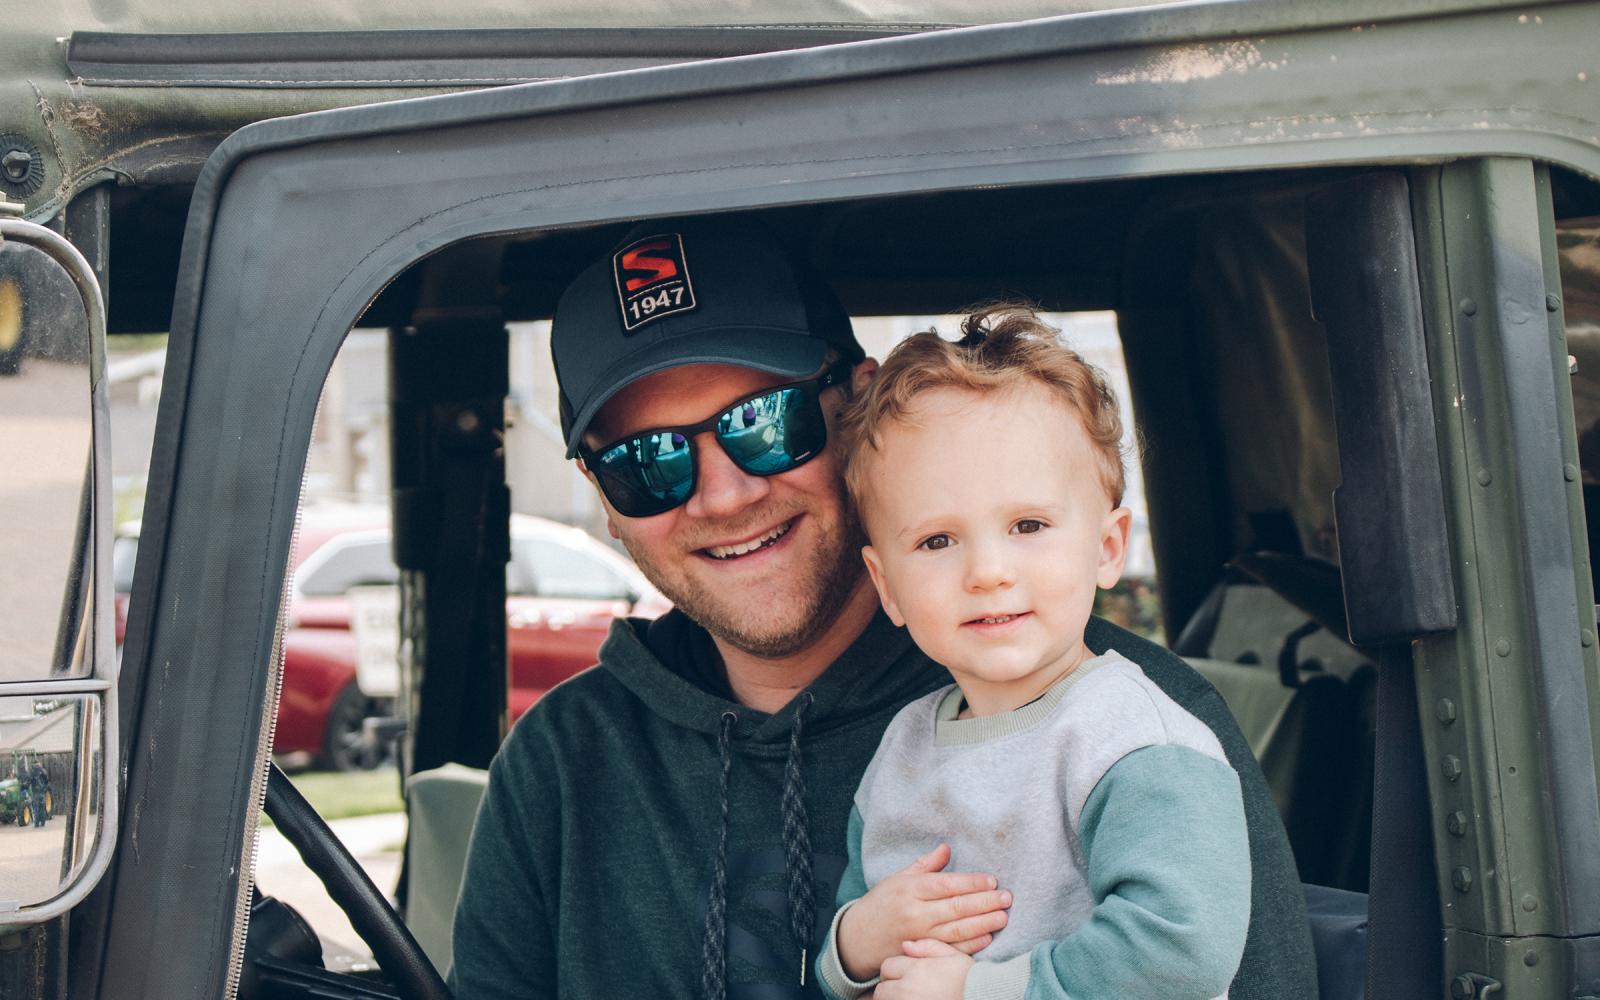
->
[404,763,489,976]
[1182,582,1376,891]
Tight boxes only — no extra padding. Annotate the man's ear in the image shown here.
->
[850,357,880,397]
[860,543,904,627]
[1096,506,1133,590]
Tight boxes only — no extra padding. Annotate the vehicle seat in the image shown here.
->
[404,763,489,976]
[1177,575,1375,892]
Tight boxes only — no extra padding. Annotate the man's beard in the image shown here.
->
[618,490,870,660]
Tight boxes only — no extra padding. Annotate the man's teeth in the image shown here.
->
[707,523,790,559]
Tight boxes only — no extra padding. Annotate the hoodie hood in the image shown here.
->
[596,608,946,750]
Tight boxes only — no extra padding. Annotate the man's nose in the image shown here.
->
[964,539,1016,593]
[683,432,771,519]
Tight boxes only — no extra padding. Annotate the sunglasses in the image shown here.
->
[580,361,853,517]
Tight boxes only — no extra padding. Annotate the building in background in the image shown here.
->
[107,313,1153,577]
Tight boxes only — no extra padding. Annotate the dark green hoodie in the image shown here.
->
[449,611,1317,1000]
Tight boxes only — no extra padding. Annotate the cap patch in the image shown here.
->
[613,233,698,332]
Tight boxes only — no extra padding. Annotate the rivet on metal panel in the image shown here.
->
[1494,638,1511,656]
[1436,698,1458,725]
[1460,298,1478,316]
[1452,867,1473,892]
[1446,811,1467,836]
[1476,469,1492,486]
[1443,755,1463,781]
[1521,894,1538,913]
[1584,630,1596,648]
[1547,294,1562,312]
[1523,951,1539,967]
[1568,464,1581,482]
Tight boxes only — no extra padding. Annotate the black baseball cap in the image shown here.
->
[552,216,864,458]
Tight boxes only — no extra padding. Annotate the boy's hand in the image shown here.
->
[877,939,975,1000]
[837,843,1010,982]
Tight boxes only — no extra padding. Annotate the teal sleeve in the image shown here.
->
[836,803,870,907]
[448,729,558,1000]
[816,806,876,1000]
[1022,745,1251,1000]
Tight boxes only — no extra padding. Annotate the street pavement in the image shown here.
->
[0,820,68,905]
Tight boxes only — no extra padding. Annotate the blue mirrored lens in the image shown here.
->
[717,386,822,474]
[594,431,693,515]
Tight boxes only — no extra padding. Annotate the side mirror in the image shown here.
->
[0,214,118,924]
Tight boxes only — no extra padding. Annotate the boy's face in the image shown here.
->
[859,383,1131,709]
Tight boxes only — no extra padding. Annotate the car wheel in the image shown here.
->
[317,683,390,772]
[18,801,32,827]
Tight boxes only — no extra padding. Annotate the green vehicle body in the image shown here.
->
[3,2,1600,999]
[0,777,20,826]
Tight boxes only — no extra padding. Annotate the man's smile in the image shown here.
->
[700,517,798,561]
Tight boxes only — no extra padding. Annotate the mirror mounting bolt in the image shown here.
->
[0,150,29,184]
[0,135,43,197]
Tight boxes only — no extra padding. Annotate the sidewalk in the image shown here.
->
[254,811,406,972]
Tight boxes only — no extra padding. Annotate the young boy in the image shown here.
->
[815,306,1252,1000]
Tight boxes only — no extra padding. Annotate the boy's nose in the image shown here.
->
[963,542,1017,593]
[682,432,771,520]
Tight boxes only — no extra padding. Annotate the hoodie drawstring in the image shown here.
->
[701,710,738,1000]
[700,693,816,999]
[782,692,816,986]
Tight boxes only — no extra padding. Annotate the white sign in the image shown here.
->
[349,585,400,698]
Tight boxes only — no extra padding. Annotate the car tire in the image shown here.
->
[18,801,32,827]
[317,683,391,772]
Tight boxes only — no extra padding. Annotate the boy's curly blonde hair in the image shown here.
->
[839,304,1129,512]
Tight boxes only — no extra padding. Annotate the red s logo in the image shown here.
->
[620,241,679,291]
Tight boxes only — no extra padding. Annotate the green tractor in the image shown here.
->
[0,775,20,826]
[2,754,53,827]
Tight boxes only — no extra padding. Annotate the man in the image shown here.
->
[450,216,1317,999]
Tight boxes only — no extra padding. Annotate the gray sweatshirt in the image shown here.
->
[817,651,1252,1000]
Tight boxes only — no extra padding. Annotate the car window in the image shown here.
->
[299,539,399,596]
[516,538,633,601]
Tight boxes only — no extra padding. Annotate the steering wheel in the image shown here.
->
[252,761,453,1000]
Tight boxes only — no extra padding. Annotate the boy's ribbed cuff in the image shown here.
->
[963,951,1031,1000]
[816,899,879,1000]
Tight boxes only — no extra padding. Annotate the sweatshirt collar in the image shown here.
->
[598,609,944,747]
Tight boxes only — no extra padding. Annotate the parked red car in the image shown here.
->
[113,504,668,769]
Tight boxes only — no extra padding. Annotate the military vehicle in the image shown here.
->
[3,1,1599,998]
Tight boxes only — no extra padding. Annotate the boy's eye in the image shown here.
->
[1014,519,1045,534]
[918,534,952,551]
